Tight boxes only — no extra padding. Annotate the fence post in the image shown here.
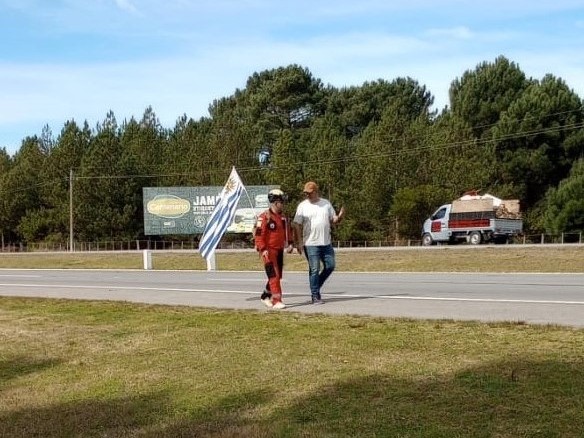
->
[541,234,544,244]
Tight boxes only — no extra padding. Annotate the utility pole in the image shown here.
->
[69,169,74,252]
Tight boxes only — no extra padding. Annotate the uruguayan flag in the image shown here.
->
[198,167,244,260]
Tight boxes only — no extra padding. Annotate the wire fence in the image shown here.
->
[0,232,581,253]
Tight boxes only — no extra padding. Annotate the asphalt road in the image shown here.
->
[0,269,583,328]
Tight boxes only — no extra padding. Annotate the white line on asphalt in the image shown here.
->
[375,294,584,305]
[1,283,583,306]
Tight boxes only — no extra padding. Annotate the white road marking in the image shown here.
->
[375,294,584,305]
[207,278,261,282]
[0,283,583,305]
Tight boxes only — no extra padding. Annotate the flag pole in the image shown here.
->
[206,252,216,271]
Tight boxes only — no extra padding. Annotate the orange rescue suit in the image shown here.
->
[254,209,292,303]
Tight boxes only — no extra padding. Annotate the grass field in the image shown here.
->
[0,245,583,272]
[1,298,583,437]
[1,246,583,437]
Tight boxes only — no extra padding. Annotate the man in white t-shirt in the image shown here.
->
[292,181,345,304]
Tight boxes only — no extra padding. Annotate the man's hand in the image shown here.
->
[333,206,345,224]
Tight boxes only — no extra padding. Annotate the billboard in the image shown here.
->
[143,186,278,235]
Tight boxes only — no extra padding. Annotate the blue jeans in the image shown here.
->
[303,244,336,299]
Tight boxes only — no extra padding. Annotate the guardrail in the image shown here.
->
[0,232,581,252]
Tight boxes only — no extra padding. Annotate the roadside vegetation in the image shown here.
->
[0,245,582,272]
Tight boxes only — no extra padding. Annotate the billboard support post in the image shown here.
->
[143,250,152,270]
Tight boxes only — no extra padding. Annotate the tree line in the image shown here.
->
[0,55,583,246]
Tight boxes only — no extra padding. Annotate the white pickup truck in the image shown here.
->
[421,196,523,246]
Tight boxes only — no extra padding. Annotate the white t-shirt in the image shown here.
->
[293,198,336,246]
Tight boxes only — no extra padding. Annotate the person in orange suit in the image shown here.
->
[254,189,295,309]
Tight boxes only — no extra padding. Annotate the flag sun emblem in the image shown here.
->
[225,178,236,193]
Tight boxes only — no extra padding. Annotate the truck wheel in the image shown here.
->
[421,233,434,246]
[468,231,482,245]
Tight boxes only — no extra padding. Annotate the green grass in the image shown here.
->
[0,245,583,272]
[1,298,583,437]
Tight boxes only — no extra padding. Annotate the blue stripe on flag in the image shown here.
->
[198,167,244,260]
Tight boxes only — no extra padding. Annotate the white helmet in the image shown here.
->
[268,189,287,203]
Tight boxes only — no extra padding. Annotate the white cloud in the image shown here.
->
[114,0,138,14]
[425,26,473,40]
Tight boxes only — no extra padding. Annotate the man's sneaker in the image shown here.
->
[312,297,325,305]
[272,301,286,310]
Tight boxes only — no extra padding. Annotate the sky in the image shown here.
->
[1,0,583,155]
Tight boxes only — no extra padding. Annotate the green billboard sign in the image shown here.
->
[143,186,278,235]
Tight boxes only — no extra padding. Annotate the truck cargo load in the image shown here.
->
[421,193,523,246]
